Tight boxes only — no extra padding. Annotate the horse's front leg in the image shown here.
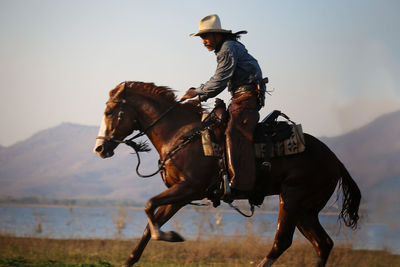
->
[145,182,198,242]
[126,203,184,266]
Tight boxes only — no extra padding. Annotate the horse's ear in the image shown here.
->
[117,82,126,95]
[110,82,126,97]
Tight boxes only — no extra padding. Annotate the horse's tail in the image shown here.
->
[338,162,361,229]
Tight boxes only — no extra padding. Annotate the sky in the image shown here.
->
[0,0,399,146]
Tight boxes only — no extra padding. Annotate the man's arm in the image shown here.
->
[196,48,237,101]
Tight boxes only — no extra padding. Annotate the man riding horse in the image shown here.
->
[93,16,361,263]
[181,14,266,198]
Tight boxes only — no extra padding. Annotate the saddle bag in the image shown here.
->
[254,111,306,159]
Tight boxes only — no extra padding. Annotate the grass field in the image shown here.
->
[1,235,399,267]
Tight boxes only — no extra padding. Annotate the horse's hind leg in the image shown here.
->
[125,203,184,266]
[297,212,334,267]
[257,197,297,267]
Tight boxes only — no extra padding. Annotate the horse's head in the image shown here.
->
[94,81,204,159]
[93,82,140,158]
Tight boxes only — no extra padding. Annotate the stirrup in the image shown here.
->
[262,161,271,171]
[220,173,234,203]
[222,173,231,196]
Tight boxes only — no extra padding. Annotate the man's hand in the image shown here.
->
[180,88,198,101]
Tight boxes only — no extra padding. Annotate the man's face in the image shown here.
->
[200,33,221,51]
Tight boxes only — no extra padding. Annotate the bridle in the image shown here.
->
[96,87,184,178]
[96,98,184,146]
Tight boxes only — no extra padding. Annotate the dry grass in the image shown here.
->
[1,235,399,267]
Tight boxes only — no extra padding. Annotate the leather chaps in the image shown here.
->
[225,90,260,191]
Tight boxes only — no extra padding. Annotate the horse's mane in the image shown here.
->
[111,81,204,115]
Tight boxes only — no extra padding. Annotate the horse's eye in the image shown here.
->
[105,110,113,116]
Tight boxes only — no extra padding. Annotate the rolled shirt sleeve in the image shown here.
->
[196,48,237,102]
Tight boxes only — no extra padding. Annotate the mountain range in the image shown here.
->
[0,123,165,201]
[0,110,399,224]
[321,110,400,223]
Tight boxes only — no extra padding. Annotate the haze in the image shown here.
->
[0,0,399,146]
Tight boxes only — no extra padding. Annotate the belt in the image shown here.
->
[230,84,256,96]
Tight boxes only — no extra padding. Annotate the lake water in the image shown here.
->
[0,204,399,254]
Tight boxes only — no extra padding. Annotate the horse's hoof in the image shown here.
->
[125,254,138,266]
[257,257,276,267]
[124,257,136,267]
[124,260,133,267]
[166,230,185,242]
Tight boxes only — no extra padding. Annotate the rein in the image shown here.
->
[123,99,190,178]
[131,101,220,178]
[97,97,225,179]
[129,99,184,140]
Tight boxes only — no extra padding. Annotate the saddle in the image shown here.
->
[201,99,306,207]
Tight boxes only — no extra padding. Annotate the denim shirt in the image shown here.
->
[195,40,263,102]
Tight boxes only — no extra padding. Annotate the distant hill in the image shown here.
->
[0,111,399,223]
[0,123,165,202]
[321,110,400,223]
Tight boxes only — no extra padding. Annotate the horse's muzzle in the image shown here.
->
[94,143,115,158]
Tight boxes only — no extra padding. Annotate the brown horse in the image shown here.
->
[93,81,361,267]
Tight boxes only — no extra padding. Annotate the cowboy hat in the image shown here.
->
[190,14,232,37]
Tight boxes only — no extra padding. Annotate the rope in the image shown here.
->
[130,144,163,178]
[132,131,201,178]
[228,202,255,218]
[188,201,211,206]
[126,100,184,141]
